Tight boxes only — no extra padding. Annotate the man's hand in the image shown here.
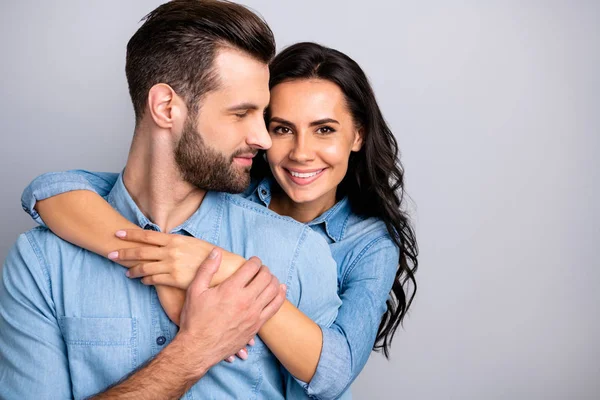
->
[177,248,287,371]
[93,248,286,399]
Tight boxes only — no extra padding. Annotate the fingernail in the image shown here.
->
[208,248,218,259]
[226,356,235,363]
[248,338,255,346]
[281,284,287,292]
[115,230,126,238]
[239,349,248,360]
[108,251,119,260]
[125,270,130,277]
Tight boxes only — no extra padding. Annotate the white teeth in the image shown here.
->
[289,170,322,178]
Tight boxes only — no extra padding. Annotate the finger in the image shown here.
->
[108,246,168,262]
[127,262,170,279]
[223,257,262,288]
[246,265,274,299]
[236,348,248,361]
[188,248,221,294]
[225,355,235,363]
[248,338,255,346]
[254,275,280,309]
[140,274,175,287]
[259,284,287,322]
[115,229,171,246]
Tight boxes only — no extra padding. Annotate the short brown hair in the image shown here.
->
[125,0,275,122]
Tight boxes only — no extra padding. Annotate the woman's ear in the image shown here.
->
[147,83,182,129]
[351,127,364,152]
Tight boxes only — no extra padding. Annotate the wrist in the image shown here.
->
[171,331,216,379]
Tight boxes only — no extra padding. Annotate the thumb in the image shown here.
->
[189,248,222,293]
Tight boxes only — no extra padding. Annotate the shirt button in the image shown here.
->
[156,336,166,345]
[261,189,267,196]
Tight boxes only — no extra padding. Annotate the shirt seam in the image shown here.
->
[286,226,310,306]
[24,229,55,314]
[340,235,395,287]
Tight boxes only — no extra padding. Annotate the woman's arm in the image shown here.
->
[300,239,399,398]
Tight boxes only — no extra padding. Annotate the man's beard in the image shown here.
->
[175,117,253,193]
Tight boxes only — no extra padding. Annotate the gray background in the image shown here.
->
[1,1,598,399]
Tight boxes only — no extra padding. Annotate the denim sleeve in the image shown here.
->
[303,237,399,399]
[21,170,119,226]
[0,233,72,399]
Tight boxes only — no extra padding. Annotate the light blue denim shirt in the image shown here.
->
[11,171,399,400]
[0,171,341,399]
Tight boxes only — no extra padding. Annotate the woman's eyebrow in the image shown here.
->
[309,118,339,127]
[269,117,297,130]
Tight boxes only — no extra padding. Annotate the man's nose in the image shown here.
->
[246,118,271,150]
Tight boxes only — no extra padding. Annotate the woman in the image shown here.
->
[23,42,418,398]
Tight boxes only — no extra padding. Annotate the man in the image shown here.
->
[0,1,340,398]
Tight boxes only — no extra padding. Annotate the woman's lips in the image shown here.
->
[284,168,325,186]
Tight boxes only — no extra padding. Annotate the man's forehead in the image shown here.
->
[213,47,269,84]
[207,50,270,108]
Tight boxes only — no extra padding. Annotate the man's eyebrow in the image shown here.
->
[226,103,260,112]
[309,118,340,127]
[269,117,297,130]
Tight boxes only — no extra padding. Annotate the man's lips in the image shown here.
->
[233,153,256,167]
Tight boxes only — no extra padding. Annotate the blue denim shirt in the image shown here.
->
[0,171,341,399]
[11,171,399,400]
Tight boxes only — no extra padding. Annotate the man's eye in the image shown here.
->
[235,111,249,118]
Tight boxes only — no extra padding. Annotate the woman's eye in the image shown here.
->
[272,126,291,135]
[316,126,335,134]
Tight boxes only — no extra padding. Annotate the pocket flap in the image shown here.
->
[59,317,133,346]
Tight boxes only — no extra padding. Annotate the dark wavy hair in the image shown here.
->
[252,42,418,357]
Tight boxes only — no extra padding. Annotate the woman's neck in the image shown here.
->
[269,187,337,224]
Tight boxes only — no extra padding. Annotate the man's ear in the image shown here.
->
[147,83,184,129]
[351,127,364,152]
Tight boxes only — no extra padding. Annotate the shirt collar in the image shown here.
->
[254,177,352,243]
[106,172,219,239]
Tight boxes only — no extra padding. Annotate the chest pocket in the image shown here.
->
[59,317,138,397]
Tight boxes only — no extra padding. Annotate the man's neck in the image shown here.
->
[123,128,206,233]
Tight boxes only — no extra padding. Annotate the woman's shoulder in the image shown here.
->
[334,212,399,284]
[344,211,394,245]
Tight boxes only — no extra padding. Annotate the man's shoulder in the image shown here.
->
[21,226,80,251]
[218,193,331,256]
[221,193,306,228]
[9,227,97,273]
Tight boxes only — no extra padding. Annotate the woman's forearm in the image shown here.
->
[35,190,143,266]
[259,300,322,383]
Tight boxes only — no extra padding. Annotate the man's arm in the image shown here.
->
[92,249,286,399]
[0,233,72,399]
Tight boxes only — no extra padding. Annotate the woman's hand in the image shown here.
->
[107,229,219,289]
[108,229,246,289]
